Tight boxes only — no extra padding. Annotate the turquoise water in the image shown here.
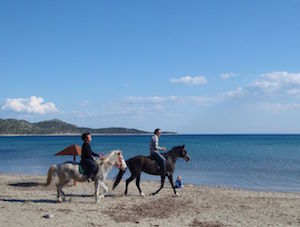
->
[1,135,300,192]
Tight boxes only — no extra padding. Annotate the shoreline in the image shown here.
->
[1,172,299,195]
[1,173,300,226]
[1,171,299,194]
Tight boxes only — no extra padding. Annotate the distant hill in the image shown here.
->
[0,119,152,135]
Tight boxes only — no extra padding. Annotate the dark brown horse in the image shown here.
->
[113,145,190,196]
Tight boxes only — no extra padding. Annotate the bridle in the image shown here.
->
[106,152,123,169]
[115,153,123,169]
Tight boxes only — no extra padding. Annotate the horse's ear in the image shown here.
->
[182,144,185,148]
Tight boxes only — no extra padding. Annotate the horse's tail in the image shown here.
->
[113,161,128,190]
[45,164,57,186]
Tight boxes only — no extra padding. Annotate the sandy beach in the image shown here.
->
[0,173,300,227]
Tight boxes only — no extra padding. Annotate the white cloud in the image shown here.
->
[1,96,58,114]
[220,72,237,80]
[286,89,300,95]
[247,72,300,92]
[224,87,244,98]
[251,102,300,111]
[101,95,216,122]
[125,96,167,104]
[224,72,300,100]
[222,72,300,112]
[125,95,213,104]
[77,100,90,107]
[170,75,207,85]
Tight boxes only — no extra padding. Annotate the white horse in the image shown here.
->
[46,150,127,203]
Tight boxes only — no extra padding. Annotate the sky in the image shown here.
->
[1,0,300,133]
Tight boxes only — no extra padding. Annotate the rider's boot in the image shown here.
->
[91,174,96,181]
[84,175,91,182]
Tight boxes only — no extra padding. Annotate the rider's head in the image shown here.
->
[81,132,92,142]
[154,128,161,136]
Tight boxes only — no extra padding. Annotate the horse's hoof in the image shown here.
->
[140,192,145,197]
[57,198,63,203]
[95,196,104,203]
[175,192,181,197]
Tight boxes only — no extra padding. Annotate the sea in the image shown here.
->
[1,134,300,192]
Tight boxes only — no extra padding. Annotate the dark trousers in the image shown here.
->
[151,151,166,175]
[80,158,98,177]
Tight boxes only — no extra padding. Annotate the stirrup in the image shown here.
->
[83,175,91,182]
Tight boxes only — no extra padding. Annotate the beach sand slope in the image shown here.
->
[1,174,300,226]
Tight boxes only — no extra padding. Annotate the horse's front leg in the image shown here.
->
[94,180,100,203]
[151,175,165,196]
[99,181,108,199]
[95,180,108,203]
[56,182,66,203]
[56,182,62,202]
[167,174,180,196]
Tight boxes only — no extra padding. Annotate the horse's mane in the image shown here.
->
[166,145,182,154]
[163,145,185,159]
[96,150,121,165]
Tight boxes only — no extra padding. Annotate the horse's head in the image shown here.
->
[176,144,190,161]
[99,150,127,170]
[114,150,127,171]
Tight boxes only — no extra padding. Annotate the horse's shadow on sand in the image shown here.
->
[8,181,43,188]
[0,198,58,204]
[65,193,93,198]
[65,193,118,198]
[1,194,118,204]
[4,181,118,204]
[2,181,57,203]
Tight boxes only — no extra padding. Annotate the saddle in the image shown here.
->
[78,164,86,175]
[148,155,156,161]
[147,156,161,172]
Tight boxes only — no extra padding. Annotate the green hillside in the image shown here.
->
[0,119,150,135]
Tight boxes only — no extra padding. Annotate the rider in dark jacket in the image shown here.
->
[80,132,99,181]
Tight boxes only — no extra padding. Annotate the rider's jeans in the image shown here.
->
[150,151,166,175]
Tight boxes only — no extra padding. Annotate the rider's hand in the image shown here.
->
[162,147,167,151]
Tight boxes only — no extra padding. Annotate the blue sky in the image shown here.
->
[1,0,300,133]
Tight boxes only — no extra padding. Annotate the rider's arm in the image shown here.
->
[91,151,100,157]
[89,144,100,157]
[154,136,164,151]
